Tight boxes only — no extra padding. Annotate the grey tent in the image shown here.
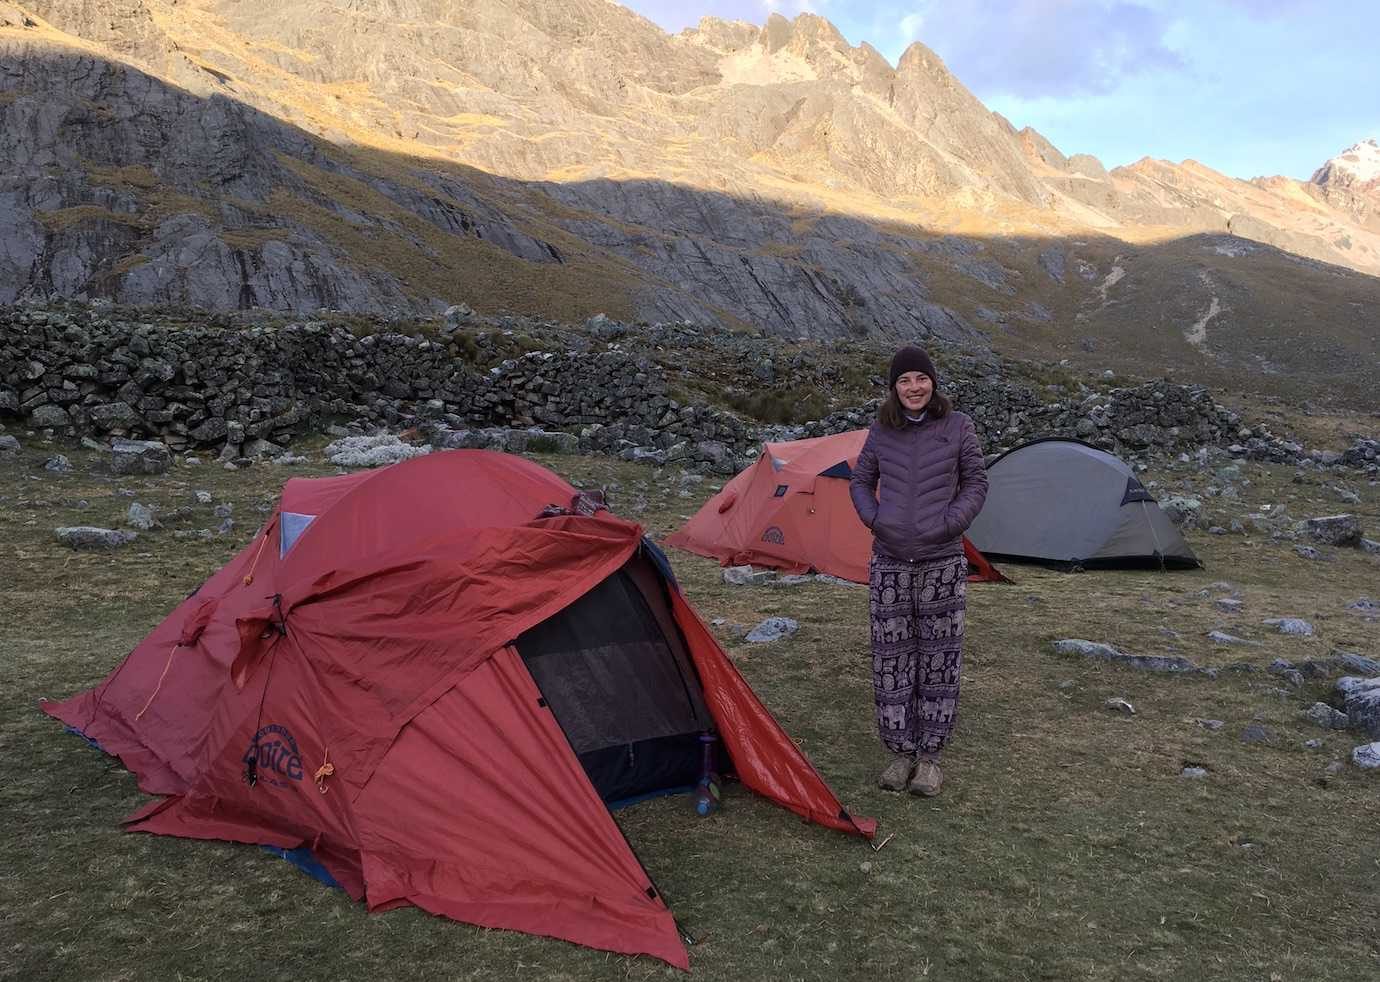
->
[966,438,1200,570]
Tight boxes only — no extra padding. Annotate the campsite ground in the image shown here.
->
[2,438,1378,982]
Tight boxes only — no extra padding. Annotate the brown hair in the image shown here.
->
[877,387,951,429]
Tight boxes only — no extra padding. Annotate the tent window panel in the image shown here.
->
[279,512,316,557]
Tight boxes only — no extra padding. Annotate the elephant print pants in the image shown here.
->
[868,553,967,758]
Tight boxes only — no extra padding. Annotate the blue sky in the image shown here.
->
[619,0,1379,180]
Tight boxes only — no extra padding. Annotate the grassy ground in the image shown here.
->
[2,438,1378,981]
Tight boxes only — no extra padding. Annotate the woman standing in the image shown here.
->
[849,346,988,797]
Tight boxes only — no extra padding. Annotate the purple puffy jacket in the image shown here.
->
[848,412,989,562]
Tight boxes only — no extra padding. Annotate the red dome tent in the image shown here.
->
[43,451,875,970]
[667,430,1007,584]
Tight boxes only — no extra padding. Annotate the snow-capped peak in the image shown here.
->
[1312,138,1380,187]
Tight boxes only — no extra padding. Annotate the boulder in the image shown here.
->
[56,526,137,550]
[1333,650,1380,676]
[1338,676,1380,739]
[1052,639,1199,674]
[443,303,475,334]
[1301,702,1350,730]
[109,439,172,475]
[1305,514,1362,547]
[1159,496,1203,528]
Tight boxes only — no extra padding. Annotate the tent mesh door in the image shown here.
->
[516,555,715,802]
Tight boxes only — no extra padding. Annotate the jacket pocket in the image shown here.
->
[870,499,901,550]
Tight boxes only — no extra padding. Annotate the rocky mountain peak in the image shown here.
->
[2,0,1379,406]
[1312,138,1380,191]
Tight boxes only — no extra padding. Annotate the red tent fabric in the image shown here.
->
[43,450,874,970]
[666,430,1008,584]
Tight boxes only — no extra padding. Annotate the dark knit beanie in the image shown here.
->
[888,345,937,389]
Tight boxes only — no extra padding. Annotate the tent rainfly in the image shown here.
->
[43,450,875,970]
[965,437,1201,569]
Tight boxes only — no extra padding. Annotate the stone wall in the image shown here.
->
[1,303,1375,477]
[0,304,758,466]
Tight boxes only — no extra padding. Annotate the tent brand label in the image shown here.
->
[243,724,304,788]
[761,526,785,545]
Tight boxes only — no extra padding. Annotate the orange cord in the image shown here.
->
[242,520,276,586]
[314,749,335,794]
[134,644,180,720]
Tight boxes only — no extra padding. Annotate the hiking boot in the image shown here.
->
[908,759,943,797]
[877,754,914,792]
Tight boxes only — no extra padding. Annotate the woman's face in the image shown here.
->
[895,370,933,413]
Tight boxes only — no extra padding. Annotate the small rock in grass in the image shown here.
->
[1240,724,1274,745]
[1208,630,1259,646]
[126,502,159,531]
[1104,697,1135,715]
[1053,639,1199,674]
[56,526,137,550]
[1352,743,1380,769]
[1262,618,1313,637]
[745,617,799,644]
[1302,703,1350,730]
[1181,767,1208,779]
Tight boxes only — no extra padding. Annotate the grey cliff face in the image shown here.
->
[2,2,1380,379]
[0,41,568,315]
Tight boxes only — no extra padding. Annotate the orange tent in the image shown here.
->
[43,450,876,969]
[667,430,1007,584]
